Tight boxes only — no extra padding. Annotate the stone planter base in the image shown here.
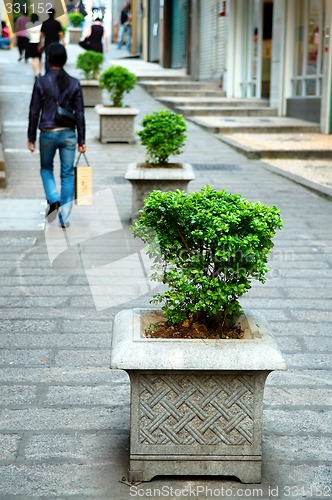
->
[125,162,195,219]
[128,369,267,483]
[80,80,102,107]
[111,309,287,483]
[95,105,139,143]
[68,28,82,44]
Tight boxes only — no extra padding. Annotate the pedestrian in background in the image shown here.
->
[79,17,108,53]
[0,20,11,49]
[39,8,65,73]
[75,0,88,18]
[66,1,76,14]
[27,43,86,229]
[15,9,30,61]
[117,2,131,50]
[26,14,42,79]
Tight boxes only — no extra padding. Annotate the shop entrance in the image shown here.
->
[240,0,273,98]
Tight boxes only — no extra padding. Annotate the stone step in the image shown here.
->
[136,75,191,82]
[139,80,218,92]
[157,96,270,110]
[149,89,225,98]
[187,116,320,135]
[215,132,326,160]
[175,106,278,117]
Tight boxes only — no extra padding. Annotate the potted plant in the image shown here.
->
[111,185,286,484]
[76,51,104,107]
[95,65,138,143]
[125,110,195,219]
[68,12,84,44]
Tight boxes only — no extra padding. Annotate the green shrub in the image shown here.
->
[131,186,283,327]
[69,12,84,27]
[99,65,136,107]
[137,110,187,165]
[76,51,104,80]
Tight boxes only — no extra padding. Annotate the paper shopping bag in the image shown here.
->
[75,153,93,205]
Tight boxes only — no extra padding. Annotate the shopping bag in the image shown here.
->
[75,153,93,205]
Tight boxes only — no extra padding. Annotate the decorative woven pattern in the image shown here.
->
[138,373,255,446]
[101,116,135,142]
[131,180,189,215]
[81,87,102,107]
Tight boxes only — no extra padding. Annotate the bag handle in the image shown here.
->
[74,152,90,168]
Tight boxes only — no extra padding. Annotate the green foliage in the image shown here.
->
[99,65,136,107]
[137,110,187,165]
[69,12,84,27]
[76,51,104,80]
[131,186,283,326]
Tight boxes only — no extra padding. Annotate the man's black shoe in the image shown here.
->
[46,201,60,222]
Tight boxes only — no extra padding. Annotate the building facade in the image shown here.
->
[129,0,332,133]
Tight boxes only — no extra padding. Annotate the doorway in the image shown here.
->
[240,0,273,98]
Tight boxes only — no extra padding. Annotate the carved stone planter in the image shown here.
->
[125,162,195,220]
[80,80,103,107]
[111,308,286,484]
[95,105,139,143]
[68,27,82,44]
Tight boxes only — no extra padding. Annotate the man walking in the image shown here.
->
[15,8,30,61]
[39,9,65,73]
[116,2,131,51]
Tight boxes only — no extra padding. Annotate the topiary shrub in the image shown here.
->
[69,12,84,27]
[76,50,104,80]
[99,65,136,107]
[131,185,283,331]
[137,110,187,165]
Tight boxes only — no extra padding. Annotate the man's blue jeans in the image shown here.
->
[117,24,131,50]
[39,129,76,224]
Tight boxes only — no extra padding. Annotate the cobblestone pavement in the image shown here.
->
[0,44,331,499]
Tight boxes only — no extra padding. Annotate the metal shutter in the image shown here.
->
[199,0,226,81]
[171,0,188,68]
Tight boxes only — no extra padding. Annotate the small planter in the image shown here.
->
[68,27,83,44]
[95,104,139,143]
[111,308,287,483]
[80,80,103,107]
[125,162,195,219]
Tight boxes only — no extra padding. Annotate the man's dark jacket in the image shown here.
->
[28,69,85,145]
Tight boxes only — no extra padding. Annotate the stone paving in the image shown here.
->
[0,43,331,499]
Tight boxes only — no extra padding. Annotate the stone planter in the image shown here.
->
[80,80,103,107]
[111,308,286,483]
[68,27,82,44]
[95,105,139,144]
[125,162,195,220]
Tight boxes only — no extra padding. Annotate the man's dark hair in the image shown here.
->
[47,8,56,18]
[47,43,67,67]
[47,43,70,92]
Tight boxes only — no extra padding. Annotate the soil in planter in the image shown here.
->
[145,315,244,340]
[137,162,183,169]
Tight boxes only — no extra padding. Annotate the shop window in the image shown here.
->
[292,0,323,97]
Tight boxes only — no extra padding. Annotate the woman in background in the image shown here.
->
[0,21,11,49]
[79,17,108,53]
[26,14,42,78]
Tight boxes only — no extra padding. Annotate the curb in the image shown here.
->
[261,161,332,201]
[215,134,332,160]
